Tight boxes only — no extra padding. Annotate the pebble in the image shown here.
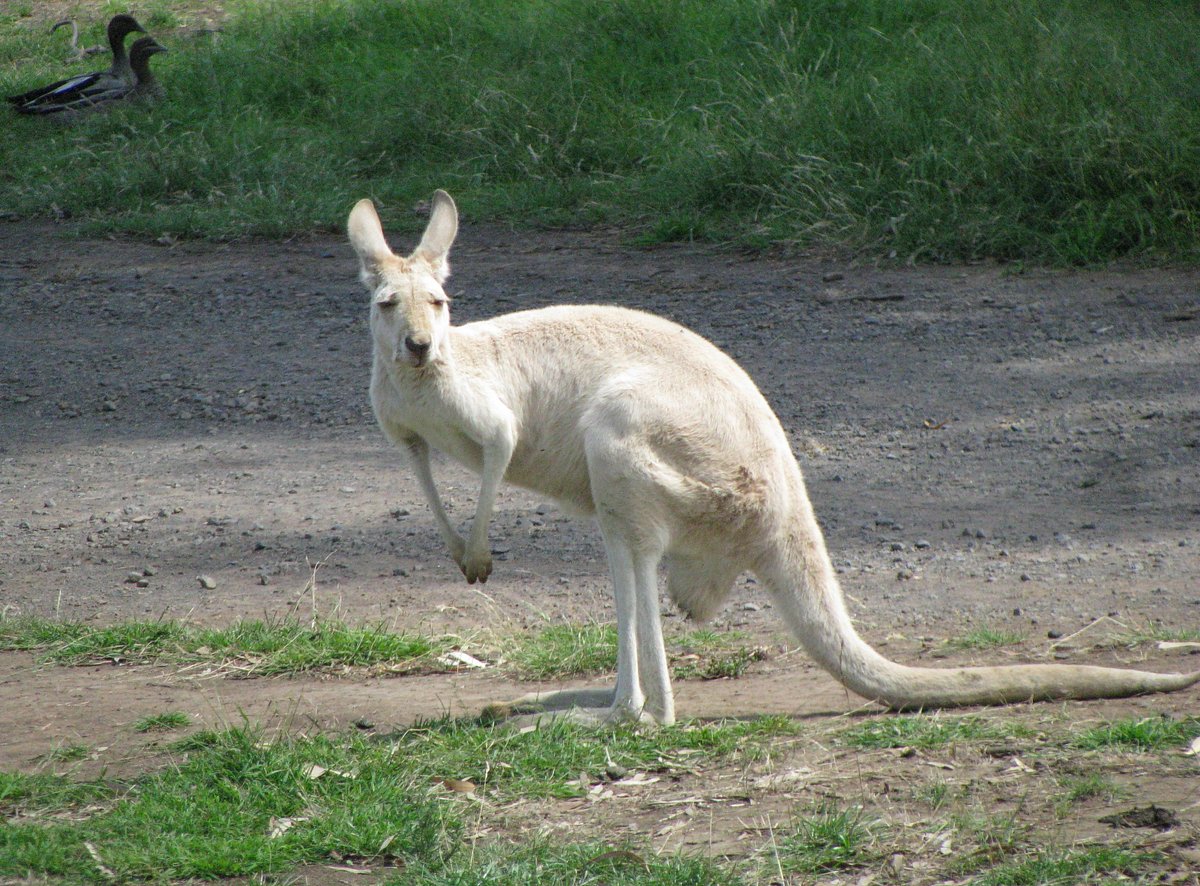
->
[197,575,217,589]
[914,539,931,550]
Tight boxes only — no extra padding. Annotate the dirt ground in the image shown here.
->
[1,215,1198,878]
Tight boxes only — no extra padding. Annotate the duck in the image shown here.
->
[11,37,167,117]
[6,14,146,110]
[125,37,168,103]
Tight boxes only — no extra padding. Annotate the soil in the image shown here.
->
[1,215,1198,879]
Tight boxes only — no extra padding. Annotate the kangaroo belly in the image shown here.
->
[504,435,596,515]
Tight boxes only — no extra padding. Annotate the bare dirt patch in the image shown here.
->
[2,218,1198,878]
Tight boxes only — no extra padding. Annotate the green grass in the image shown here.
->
[0,720,793,882]
[502,623,618,680]
[971,846,1153,885]
[40,744,92,764]
[1053,773,1126,814]
[944,627,1025,652]
[2,0,1199,262]
[387,714,801,800]
[841,714,1033,750]
[0,614,450,674]
[502,623,761,681]
[0,728,461,881]
[132,711,191,733]
[1068,716,1200,751]
[400,840,741,885]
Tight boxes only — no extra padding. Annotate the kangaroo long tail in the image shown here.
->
[760,513,1200,710]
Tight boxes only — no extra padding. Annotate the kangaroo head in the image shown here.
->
[347,191,459,370]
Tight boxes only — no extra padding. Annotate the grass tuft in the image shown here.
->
[944,627,1024,651]
[775,804,876,875]
[132,712,192,734]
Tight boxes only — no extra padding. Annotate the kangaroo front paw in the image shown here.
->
[459,549,493,584]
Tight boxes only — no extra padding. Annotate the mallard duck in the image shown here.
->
[6,14,145,110]
[11,37,167,117]
[125,37,168,103]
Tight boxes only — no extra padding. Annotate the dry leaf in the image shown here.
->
[438,650,489,669]
[83,842,116,880]
[268,816,308,838]
[304,763,356,780]
[435,777,477,794]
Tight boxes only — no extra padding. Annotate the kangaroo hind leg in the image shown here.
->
[482,525,671,726]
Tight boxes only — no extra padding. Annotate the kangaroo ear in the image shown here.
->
[347,198,393,289]
[412,190,458,283]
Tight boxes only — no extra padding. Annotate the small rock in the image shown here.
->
[913,539,931,550]
[604,761,630,780]
[197,575,217,589]
[125,571,143,584]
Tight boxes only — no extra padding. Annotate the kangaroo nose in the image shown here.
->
[404,335,431,359]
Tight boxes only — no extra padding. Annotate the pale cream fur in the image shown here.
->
[348,191,1199,725]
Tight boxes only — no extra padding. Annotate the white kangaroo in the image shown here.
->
[349,190,1199,725]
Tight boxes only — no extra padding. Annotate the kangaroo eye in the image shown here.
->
[376,293,399,308]
[431,298,448,309]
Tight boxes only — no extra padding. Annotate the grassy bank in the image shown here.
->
[2,0,1198,262]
